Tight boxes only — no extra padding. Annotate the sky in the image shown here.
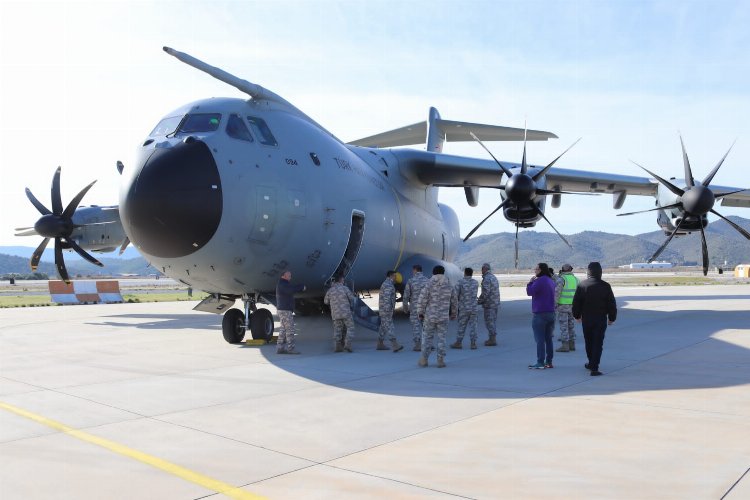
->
[1,0,749,247]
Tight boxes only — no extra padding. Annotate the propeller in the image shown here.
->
[22,167,103,283]
[464,129,582,267]
[618,136,750,276]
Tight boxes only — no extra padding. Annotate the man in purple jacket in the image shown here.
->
[526,262,557,369]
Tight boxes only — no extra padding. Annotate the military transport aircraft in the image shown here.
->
[15,47,750,344]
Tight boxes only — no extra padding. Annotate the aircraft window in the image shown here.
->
[179,113,222,133]
[246,116,278,146]
[226,114,254,142]
[149,115,183,137]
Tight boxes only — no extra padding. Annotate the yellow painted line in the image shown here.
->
[0,401,264,500]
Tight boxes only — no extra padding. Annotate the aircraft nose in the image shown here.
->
[121,139,223,258]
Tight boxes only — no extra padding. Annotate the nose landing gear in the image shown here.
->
[221,295,275,344]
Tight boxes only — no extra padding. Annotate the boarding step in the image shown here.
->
[353,296,380,331]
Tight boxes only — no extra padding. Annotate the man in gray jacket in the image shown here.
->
[323,275,356,352]
[417,266,457,368]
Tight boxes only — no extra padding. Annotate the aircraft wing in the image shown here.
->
[348,121,557,148]
[711,184,750,208]
[391,149,657,196]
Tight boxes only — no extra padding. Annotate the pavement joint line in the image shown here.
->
[0,400,265,500]
[721,466,750,500]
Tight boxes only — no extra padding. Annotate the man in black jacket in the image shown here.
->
[276,270,306,354]
[572,262,617,376]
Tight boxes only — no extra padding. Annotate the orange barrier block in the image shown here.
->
[48,280,124,305]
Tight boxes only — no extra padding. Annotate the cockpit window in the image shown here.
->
[246,116,278,146]
[178,113,222,133]
[149,115,183,137]
[226,114,254,142]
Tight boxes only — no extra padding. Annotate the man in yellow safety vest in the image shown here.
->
[555,263,579,352]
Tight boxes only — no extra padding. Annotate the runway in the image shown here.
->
[1,284,749,499]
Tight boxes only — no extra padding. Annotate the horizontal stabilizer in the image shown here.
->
[348,119,557,148]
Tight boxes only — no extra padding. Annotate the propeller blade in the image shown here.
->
[469,131,514,178]
[648,217,686,263]
[25,188,51,216]
[54,239,70,283]
[616,202,683,217]
[702,140,736,187]
[67,239,104,267]
[714,188,747,200]
[536,188,599,196]
[119,237,130,255]
[699,225,709,276]
[463,199,511,242]
[679,135,694,188]
[51,167,63,215]
[514,217,520,269]
[532,205,572,248]
[710,209,750,240]
[532,138,582,182]
[521,124,528,175]
[632,161,685,197]
[62,180,97,218]
[15,229,39,237]
[30,238,50,271]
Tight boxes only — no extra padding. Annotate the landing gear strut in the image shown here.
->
[220,294,275,344]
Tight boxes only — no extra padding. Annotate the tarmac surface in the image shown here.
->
[0,283,748,499]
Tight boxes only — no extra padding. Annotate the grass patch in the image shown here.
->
[0,296,53,307]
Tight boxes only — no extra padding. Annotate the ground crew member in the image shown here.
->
[555,263,579,352]
[417,266,457,368]
[572,262,617,376]
[323,275,356,352]
[377,270,403,352]
[478,263,500,346]
[402,264,430,351]
[275,270,306,355]
[451,267,479,350]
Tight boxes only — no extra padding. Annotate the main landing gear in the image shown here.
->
[221,295,274,344]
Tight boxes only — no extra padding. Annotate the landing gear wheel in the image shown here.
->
[222,308,246,344]
[249,308,274,340]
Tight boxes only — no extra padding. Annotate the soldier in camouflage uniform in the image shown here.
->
[417,266,457,368]
[377,270,403,352]
[402,264,430,351]
[555,263,578,352]
[478,263,501,346]
[323,275,357,352]
[275,270,306,355]
[450,267,479,350]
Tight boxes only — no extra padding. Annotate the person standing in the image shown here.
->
[450,267,479,350]
[478,263,500,346]
[417,266,457,368]
[402,264,430,351]
[377,270,403,352]
[275,270,306,355]
[323,275,357,352]
[555,263,579,352]
[572,262,617,376]
[526,263,557,369]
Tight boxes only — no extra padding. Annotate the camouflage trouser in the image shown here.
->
[277,310,296,350]
[378,312,396,342]
[456,311,478,341]
[422,319,448,360]
[557,305,576,342]
[332,316,355,344]
[409,313,423,346]
[483,305,498,338]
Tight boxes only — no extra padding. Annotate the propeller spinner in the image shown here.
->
[618,136,750,276]
[20,167,103,283]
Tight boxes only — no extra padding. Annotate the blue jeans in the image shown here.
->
[532,312,556,364]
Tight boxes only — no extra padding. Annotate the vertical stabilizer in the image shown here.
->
[426,107,444,153]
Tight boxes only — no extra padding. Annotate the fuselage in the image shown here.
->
[118,97,460,297]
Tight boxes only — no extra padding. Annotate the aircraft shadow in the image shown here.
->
[87,313,222,330]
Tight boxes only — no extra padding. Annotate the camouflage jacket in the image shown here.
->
[455,277,479,315]
[402,272,429,315]
[324,282,356,320]
[379,278,396,313]
[417,274,458,322]
[478,271,500,308]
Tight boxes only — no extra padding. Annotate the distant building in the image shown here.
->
[619,261,673,269]
[735,264,750,278]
